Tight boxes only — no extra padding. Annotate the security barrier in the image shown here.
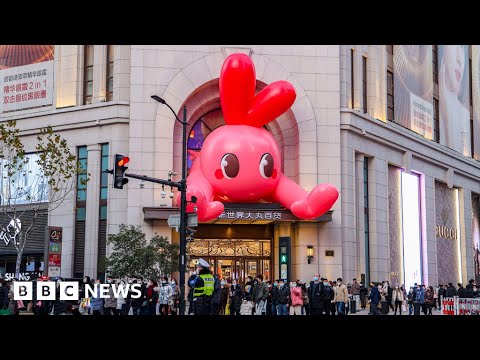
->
[442,296,480,315]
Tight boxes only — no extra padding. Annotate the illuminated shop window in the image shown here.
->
[187,109,225,172]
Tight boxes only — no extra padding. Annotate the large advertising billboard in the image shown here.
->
[0,45,54,113]
[472,46,480,160]
[393,45,434,140]
[438,45,471,156]
[435,181,462,285]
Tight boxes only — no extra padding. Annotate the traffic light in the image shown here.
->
[113,154,129,189]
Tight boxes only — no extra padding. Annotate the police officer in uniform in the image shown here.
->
[188,258,215,315]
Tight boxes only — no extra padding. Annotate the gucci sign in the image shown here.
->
[435,225,458,240]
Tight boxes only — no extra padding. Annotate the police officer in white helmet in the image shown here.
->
[187,258,215,315]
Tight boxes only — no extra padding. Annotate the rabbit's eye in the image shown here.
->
[221,153,239,179]
[259,153,274,178]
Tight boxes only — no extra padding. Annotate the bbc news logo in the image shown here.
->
[13,282,142,301]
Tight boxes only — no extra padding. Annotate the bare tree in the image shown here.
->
[0,120,87,278]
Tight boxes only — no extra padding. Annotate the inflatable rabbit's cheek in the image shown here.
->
[200,125,281,202]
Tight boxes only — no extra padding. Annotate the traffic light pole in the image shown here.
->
[179,105,188,316]
[121,106,188,315]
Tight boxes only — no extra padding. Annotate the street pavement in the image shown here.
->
[349,306,443,315]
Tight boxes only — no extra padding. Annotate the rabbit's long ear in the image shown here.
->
[246,81,296,127]
[220,53,255,125]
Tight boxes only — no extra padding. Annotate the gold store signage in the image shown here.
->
[435,225,458,240]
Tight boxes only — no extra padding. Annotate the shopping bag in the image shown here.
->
[225,303,230,315]
[0,308,12,316]
[402,304,407,312]
[80,298,91,308]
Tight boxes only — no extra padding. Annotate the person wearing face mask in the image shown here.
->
[252,274,269,315]
[367,282,381,315]
[391,284,404,315]
[322,279,334,315]
[407,287,415,315]
[289,281,303,315]
[359,282,368,310]
[116,280,126,315]
[90,279,104,316]
[334,278,348,316]
[169,278,180,315]
[244,276,254,302]
[219,279,229,315]
[51,277,69,315]
[276,279,289,315]
[229,279,244,316]
[210,274,222,315]
[144,279,158,316]
[308,274,324,316]
[158,276,172,315]
[104,277,118,315]
[270,280,279,315]
[413,284,425,315]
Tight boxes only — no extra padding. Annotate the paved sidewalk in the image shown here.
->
[349,307,443,315]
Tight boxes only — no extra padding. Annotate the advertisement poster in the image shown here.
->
[438,45,470,156]
[472,46,480,160]
[435,181,461,285]
[0,45,54,113]
[48,253,61,267]
[393,45,434,139]
[47,226,62,277]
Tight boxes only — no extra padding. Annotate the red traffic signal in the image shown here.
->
[113,154,129,189]
[117,156,130,167]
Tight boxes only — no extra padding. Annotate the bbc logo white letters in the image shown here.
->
[13,281,33,300]
[37,281,55,300]
[60,282,78,300]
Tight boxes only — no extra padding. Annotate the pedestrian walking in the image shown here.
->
[392,284,404,315]
[289,281,303,315]
[334,278,348,315]
[252,274,268,315]
[229,279,244,316]
[308,274,324,315]
[276,279,289,315]
[159,277,173,315]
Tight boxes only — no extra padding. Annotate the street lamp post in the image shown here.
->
[151,95,188,315]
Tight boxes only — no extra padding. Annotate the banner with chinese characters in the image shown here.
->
[0,45,54,112]
[393,45,434,140]
[218,210,283,221]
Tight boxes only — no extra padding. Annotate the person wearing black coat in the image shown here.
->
[368,282,381,315]
[276,280,290,315]
[271,280,279,315]
[445,283,457,298]
[465,279,475,298]
[210,275,222,315]
[437,284,444,311]
[229,279,244,316]
[0,279,9,309]
[359,282,368,309]
[457,283,467,298]
[308,274,324,316]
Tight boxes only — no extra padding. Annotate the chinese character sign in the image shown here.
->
[0,45,54,112]
[47,227,62,277]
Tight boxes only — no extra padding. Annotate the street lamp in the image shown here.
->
[151,95,188,315]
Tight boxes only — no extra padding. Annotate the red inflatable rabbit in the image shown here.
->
[179,53,339,221]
